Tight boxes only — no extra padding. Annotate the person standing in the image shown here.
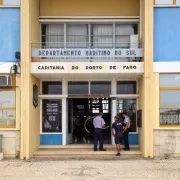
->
[93,112,108,151]
[112,115,123,156]
[122,112,130,150]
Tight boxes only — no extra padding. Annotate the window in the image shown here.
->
[42,24,64,48]
[42,100,62,133]
[90,81,111,94]
[0,0,20,6]
[115,25,135,48]
[155,0,173,5]
[67,24,88,48]
[117,81,136,94]
[68,81,88,94]
[41,23,138,61]
[42,81,62,95]
[91,24,113,48]
[160,74,180,125]
[117,99,137,132]
[0,91,16,128]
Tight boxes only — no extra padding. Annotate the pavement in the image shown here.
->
[0,157,180,180]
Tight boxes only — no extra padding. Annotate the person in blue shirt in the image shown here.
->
[93,112,108,151]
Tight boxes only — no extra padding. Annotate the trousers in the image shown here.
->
[94,128,104,150]
[123,129,129,149]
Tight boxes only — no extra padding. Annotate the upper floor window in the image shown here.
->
[0,0,20,6]
[42,81,62,95]
[117,81,137,94]
[41,23,138,49]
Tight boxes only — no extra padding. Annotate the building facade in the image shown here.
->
[153,0,180,157]
[1,0,180,159]
[0,0,21,158]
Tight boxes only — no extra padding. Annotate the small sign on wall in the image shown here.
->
[33,84,38,108]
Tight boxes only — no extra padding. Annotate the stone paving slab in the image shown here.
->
[0,158,180,180]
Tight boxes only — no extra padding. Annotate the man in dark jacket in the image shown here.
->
[112,115,123,156]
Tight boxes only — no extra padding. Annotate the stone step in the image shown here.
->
[39,144,139,149]
[34,147,142,157]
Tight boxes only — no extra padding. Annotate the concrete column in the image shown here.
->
[20,0,30,160]
[142,0,154,158]
[111,79,117,145]
[62,79,68,145]
[21,0,40,159]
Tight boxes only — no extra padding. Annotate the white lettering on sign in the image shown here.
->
[32,48,144,58]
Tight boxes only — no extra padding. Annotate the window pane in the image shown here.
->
[2,0,20,5]
[91,24,113,48]
[160,74,180,87]
[117,81,136,94]
[44,24,64,48]
[68,81,88,94]
[90,81,111,94]
[117,99,137,132]
[42,82,62,94]
[0,109,16,126]
[42,100,62,133]
[115,25,134,48]
[0,91,16,127]
[160,90,180,107]
[67,24,88,48]
[160,109,180,125]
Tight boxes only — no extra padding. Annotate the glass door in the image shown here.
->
[117,99,137,133]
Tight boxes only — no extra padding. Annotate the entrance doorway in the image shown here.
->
[67,98,111,144]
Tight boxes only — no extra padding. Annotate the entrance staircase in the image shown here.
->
[33,145,142,158]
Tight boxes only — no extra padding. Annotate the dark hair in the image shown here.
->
[98,112,103,116]
[122,112,127,115]
[114,115,118,119]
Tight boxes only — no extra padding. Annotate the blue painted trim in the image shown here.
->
[40,134,62,145]
[0,8,20,62]
[154,7,180,62]
[128,134,138,145]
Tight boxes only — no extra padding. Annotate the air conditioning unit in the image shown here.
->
[0,75,12,87]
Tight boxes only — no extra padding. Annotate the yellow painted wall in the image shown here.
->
[153,73,159,129]
[138,0,154,158]
[29,76,40,157]
[21,0,40,159]
[138,76,145,152]
[40,0,140,16]
[28,0,40,158]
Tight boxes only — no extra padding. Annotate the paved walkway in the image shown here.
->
[0,157,180,180]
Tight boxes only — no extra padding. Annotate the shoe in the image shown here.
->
[99,149,106,151]
[123,148,130,151]
[94,149,98,151]
[116,153,120,156]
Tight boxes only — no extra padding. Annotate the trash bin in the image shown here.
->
[0,135,2,153]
